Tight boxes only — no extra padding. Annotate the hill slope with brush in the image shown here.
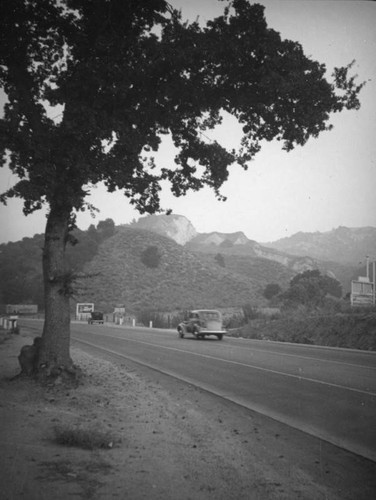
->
[79,227,266,312]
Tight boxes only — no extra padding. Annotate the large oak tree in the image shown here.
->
[0,0,363,376]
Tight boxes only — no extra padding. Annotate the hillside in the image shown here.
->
[197,252,294,293]
[263,226,376,264]
[133,215,328,274]
[79,227,265,313]
[1,216,371,312]
[131,215,370,294]
[0,221,115,311]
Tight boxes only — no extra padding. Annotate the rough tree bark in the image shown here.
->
[37,202,75,376]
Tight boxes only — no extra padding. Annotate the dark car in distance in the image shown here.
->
[88,311,104,325]
[177,309,225,340]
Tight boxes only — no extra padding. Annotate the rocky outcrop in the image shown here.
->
[252,243,317,273]
[131,214,197,245]
[188,231,252,247]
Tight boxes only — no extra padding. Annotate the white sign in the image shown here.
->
[76,303,94,314]
[6,304,38,314]
[351,280,374,306]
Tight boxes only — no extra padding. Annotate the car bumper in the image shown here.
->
[200,329,226,335]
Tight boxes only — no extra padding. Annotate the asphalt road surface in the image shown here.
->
[21,319,376,462]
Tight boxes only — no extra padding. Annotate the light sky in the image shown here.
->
[0,0,375,244]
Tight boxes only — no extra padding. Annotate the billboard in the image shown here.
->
[76,303,94,314]
[350,279,374,306]
[76,303,94,320]
[6,304,38,314]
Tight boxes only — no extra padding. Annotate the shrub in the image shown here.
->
[54,424,120,450]
[137,309,169,328]
[229,310,376,350]
[141,245,161,268]
[242,303,259,322]
[263,283,282,300]
[223,312,246,329]
[282,270,342,309]
[214,253,226,268]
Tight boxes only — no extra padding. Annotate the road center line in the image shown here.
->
[103,327,376,370]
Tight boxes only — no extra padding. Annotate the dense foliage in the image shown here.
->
[0,0,364,215]
[0,219,116,310]
[231,309,376,351]
[282,269,342,308]
[0,234,45,308]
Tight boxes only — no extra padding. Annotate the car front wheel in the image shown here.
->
[178,328,184,338]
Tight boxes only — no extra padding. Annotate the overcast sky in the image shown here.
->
[0,0,375,244]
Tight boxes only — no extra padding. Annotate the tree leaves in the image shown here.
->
[0,0,364,219]
[284,270,343,308]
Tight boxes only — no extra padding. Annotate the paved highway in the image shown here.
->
[21,319,376,462]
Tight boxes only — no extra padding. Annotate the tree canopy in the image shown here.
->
[0,0,363,218]
[283,269,343,308]
[0,0,364,375]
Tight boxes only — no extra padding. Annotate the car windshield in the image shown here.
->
[198,311,220,321]
[189,314,199,320]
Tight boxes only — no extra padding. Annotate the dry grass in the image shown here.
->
[53,423,121,450]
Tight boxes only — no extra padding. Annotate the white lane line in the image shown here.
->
[224,340,376,370]
[73,334,376,397]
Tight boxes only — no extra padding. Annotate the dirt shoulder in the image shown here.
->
[1,328,375,500]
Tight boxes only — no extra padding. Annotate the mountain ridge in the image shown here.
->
[262,226,376,264]
[131,214,376,267]
[128,214,375,295]
[132,214,319,273]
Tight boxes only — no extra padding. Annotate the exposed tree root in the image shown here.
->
[17,336,42,376]
[36,362,83,388]
[16,337,83,387]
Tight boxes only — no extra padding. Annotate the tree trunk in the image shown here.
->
[37,203,74,375]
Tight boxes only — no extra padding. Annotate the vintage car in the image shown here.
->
[177,309,225,340]
[88,311,104,325]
